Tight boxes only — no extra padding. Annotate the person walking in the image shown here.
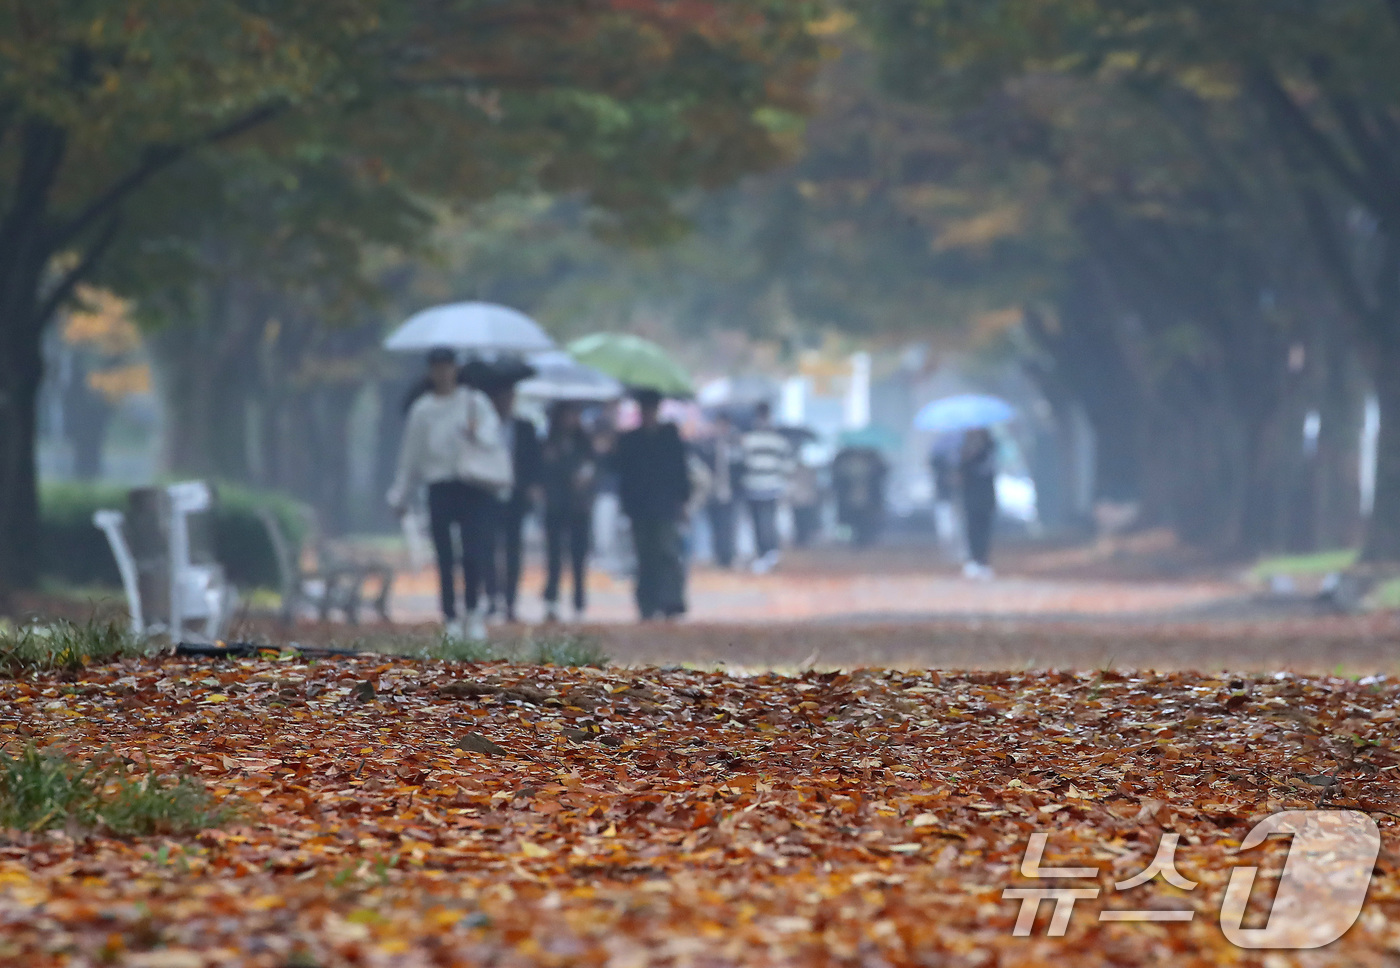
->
[540,402,597,622]
[699,412,742,568]
[740,401,794,573]
[959,427,999,579]
[614,389,691,620]
[387,348,512,640]
[486,381,542,623]
[832,445,888,548]
[930,434,963,562]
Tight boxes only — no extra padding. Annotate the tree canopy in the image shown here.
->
[0,0,828,594]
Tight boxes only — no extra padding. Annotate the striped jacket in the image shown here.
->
[740,428,794,500]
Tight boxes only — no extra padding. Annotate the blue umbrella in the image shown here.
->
[914,394,1016,433]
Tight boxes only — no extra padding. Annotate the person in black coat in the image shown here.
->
[959,427,998,578]
[614,389,691,620]
[487,382,542,622]
[540,402,597,621]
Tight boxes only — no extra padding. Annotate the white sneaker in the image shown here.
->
[444,619,466,642]
[763,550,782,571]
[544,604,560,624]
[466,610,488,641]
[751,556,772,575]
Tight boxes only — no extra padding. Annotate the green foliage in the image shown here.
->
[0,745,228,836]
[526,635,611,669]
[39,481,307,591]
[1250,549,1360,581]
[0,620,149,676]
[402,631,609,668]
[415,636,499,664]
[99,768,231,838]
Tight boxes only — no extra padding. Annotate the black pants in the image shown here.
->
[964,487,997,566]
[492,503,527,619]
[707,500,737,567]
[748,498,780,558]
[427,481,497,620]
[544,509,592,612]
[630,516,686,620]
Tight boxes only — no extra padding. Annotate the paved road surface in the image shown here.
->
[391,562,1243,625]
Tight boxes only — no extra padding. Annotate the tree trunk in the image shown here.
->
[1362,343,1400,562]
[64,357,114,480]
[0,123,67,600]
[0,322,44,594]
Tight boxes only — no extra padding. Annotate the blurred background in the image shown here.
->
[7,1,1400,643]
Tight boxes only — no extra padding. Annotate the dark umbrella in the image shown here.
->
[461,356,537,391]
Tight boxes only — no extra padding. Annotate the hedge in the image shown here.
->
[40,481,309,592]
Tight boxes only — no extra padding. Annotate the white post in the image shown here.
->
[92,510,144,634]
[1361,394,1380,517]
[166,481,214,641]
[845,352,871,430]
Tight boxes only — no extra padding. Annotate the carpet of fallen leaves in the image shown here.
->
[3,655,1400,967]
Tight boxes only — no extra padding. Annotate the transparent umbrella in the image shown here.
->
[518,351,623,402]
[383,302,555,354]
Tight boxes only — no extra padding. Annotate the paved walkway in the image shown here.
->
[390,561,1243,625]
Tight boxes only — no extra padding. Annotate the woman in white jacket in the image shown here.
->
[388,348,510,640]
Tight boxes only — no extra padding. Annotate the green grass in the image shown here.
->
[0,746,229,836]
[414,634,499,663]
[1249,548,1358,580]
[399,630,610,667]
[1370,577,1400,610]
[525,634,610,668]
[0,619,149,676]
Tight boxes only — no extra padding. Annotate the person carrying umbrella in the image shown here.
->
[613,388,691,620]
[540,402,598,622]
[913,394,1014,579]
[959,427,999,579]
[387,348,512,640]
[484,374,542,624]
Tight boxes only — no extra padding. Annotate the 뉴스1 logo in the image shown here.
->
[1004,810,1380,949]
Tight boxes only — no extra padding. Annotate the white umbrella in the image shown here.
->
[518,350,623,402]
[383,302,555,354]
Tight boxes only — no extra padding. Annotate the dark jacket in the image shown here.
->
[507,416,543,513]
[959,437,997,510]
[615,422,691,521]
[541,426,598,515]
[696,433,744,505]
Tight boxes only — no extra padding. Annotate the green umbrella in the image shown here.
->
[566,333,694,397]
[839,425,902,453]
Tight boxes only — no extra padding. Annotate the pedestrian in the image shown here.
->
[959,427,998,579]
[740,401,794,573]
[387,348,512,641]
[540,402,597,622]
[930,434,963,562]
[832,445,887,547]
[614,389,691,620]
[590,422,624,575]
[698,412,742,568]
[484,381,542,623]
[789,456,823,547]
